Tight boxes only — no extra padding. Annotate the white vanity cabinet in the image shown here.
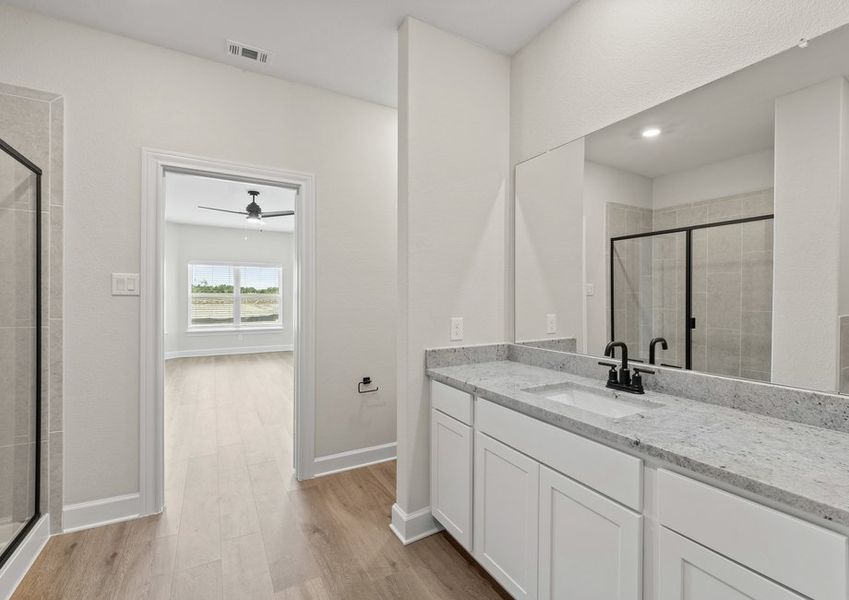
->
[656,469,848,600]
[430,409,473,550]
[474,431,540,599]
[430,380,474,551]
[538,465,641,600]
[428,378,849,600]
[430,381,643,600]
[657,528,805,600]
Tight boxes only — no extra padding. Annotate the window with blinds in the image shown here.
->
[188,263,282,330]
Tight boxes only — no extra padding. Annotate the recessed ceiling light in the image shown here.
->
[641,127,662,138]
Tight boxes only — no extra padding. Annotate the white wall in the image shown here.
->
[773,78,849,391]
[511,0,849,165]
[164,222,294,357]
[397,18,510,526]
[583,160,652,355]
[0,6,397,505]
[585,161,654,211]
[652,149,775,209]
[515,141,584,344]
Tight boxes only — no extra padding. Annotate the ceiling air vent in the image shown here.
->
[226,40,270,64]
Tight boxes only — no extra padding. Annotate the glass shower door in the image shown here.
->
[691,219,773,380]
[610,231,687,366]
[611,215,774,378]
[0,138,41,565]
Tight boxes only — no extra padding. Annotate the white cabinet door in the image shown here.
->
[538,465,642,600]
[430,409,473,550]
[474,431,539,600]
[658,528,806,600]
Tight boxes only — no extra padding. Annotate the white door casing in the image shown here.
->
[140,148,316,515]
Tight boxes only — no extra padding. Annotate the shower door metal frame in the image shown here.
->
[0,137,42,569]
[609,213,774,371]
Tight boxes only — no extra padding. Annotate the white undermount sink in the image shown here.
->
[523,382,662,419]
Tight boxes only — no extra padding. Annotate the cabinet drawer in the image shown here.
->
[658,527,805,600]
[476,399,642,510]
[658,469,848,600]
[430,379,473,425]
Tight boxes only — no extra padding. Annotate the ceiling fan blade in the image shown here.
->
[197,205,248,215]
[261,211,296,217]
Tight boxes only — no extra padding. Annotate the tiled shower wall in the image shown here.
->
[0,83,63,534]
[607,202,652,360]
[608,189,774,381]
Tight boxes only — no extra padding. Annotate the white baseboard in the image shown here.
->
[164,344,293,360]
[390,503,443,545]
[0,515,50,600]
[62,493,141,533]
[312,442,397,478]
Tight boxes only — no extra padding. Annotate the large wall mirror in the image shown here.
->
[514,23,849,394]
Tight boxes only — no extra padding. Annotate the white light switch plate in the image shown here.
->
[112,273,140,296]
[585,283,595,296]
[546,313,557,334]
[450,317,464,341]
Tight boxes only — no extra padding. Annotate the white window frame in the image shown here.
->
[186,260,283,333]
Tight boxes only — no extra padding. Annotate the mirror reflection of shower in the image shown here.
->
[0,138,42,566]
[608,193,774,380]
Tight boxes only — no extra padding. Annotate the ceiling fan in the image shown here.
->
[198,190,294,224]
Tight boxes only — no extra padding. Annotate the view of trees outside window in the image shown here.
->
[189,263,281,327]
[239,266,281,324]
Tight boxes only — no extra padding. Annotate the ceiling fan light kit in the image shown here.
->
[197,189,295,228]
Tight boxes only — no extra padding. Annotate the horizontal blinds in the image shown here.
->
[189,263,281,328]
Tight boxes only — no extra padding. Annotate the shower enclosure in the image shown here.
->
[610,214,774,380]
[0,137,41,567]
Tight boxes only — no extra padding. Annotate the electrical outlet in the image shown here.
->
[585,283,595,296]
[450,317,464,341]
[546,313,557,334]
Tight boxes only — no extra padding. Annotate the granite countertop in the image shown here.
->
[427,360,849,529]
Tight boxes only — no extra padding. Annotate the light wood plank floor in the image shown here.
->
[13,353,506,599]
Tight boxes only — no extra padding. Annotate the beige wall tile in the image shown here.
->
[741,251,773,312]
[706,328,742,377]
[706,271,742,330]
[49,431,62,530]
[0,86,63,538]
[741,311,772,374]
[49,209,63,319]
[0,93,49,170]
[741,219,774,254]
[49,97,63,207]
[704,195,742,221]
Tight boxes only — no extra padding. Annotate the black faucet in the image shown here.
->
[649,337,668,365]
[604,341,629,378]
[600,340,653,394]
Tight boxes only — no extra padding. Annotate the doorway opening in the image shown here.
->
[140,150,316,519]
